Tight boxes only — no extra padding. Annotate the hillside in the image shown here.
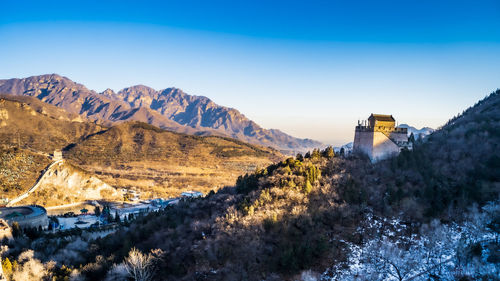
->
[0,147,51,200]
[0,96,283,201]
[68,90,499,280]
[64,121,283,197]
[0,74,323,152]
[0,95,104,153]
[19,160,122,207]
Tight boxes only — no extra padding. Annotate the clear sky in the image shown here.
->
[1,0,499,145]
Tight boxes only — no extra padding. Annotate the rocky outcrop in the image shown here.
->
[19,161,122,207]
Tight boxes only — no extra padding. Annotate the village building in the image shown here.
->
[353,114,411,162]
[181,191,203,198]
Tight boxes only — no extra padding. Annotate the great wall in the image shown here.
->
[353,114,412,162]
[6,160,63,207]
[5,150,121,207]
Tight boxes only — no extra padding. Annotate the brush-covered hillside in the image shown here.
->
[0,147,51,199]
[64,121,283,197]
[0,95,104,153]
[66,90,498,280]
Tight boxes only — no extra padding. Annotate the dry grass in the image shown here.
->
[64,121,283,198]
[74,156,274,198]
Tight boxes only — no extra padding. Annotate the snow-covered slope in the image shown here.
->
[334,142,353,154]
[322,201,500,280]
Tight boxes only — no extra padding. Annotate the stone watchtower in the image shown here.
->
[353,114,411,162]
[53,149,63,161]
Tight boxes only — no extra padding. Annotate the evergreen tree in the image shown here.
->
[409,132,416,144]
[11,222,21,238]
[106,211,113,223]
[94,206,101,217]
[311,148,321,159]
[296,153,304,162]
[322,146,335,159]
[115,211,121,223]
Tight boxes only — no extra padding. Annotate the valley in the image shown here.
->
[0,95,282,207]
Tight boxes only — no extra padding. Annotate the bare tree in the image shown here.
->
[124,248,155,281]
[11,250,48,281]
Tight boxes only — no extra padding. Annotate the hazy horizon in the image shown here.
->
[1,0,499,145]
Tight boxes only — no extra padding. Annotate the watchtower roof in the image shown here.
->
[369,114,395,122]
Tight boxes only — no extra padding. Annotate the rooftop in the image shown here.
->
[369,114,395,122]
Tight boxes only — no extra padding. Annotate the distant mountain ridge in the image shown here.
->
[0,74,323,152]
[398,123,434,139]
[0,74,218,136]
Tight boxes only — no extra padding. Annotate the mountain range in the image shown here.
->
[0,74,322,153]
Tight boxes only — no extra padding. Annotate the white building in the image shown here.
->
[181,191,203,198]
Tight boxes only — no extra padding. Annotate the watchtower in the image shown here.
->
[353,114,411,162]
[53,149,63,161]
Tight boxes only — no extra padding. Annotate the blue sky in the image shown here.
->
[1,0,499,145]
